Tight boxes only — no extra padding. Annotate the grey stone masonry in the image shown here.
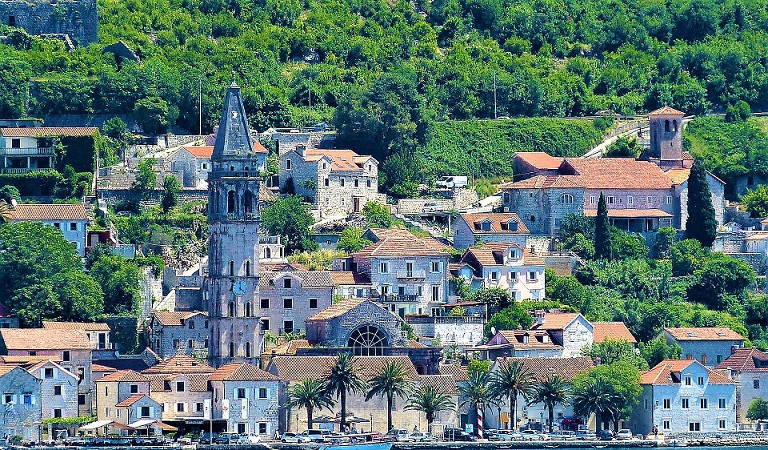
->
[0,367,42,441]
[0,0,98,45]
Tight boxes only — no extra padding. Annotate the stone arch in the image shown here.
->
[347,325,388,356]
[228,302,235,317]
[264,247,272,259]
[665,120,670,132]
[227,190,236,213]
[673,120,678,132]
[245,302,252,317]
[244,189,254,214]
[229,342,234,358]
[245,260,251,276]
[245,342,252,358]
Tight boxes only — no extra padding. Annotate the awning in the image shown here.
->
[79,420,114,431]
[154,422,178,432]
[584,208,672,218]
[128,419,157,428]
[128,419,178,432]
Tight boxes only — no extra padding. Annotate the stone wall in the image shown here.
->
[0,0,98,45]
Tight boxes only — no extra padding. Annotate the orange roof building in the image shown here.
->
[662,327,745,367]
[455,242,545,302]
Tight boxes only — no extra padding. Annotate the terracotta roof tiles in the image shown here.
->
[151,311,208,327]
[458,213,530,235]
[515,152,563,170]
[307,298,366,321]
[329,271,371,285]
[208,363,279,382]
[0,328,91,350]
[95,370,149,383]
[500,175,583,190]
[495,357,594,383]
[641,360,734,385]
[116,394,150,407]
[302,149,375,172]
[439,364,469,382]
[715,348,768,372]
[419,375,458,395]
[353,235,450,258]
[664,327,744,341]
[530,313,582,331]
[648,106,685,116]
[462,243,544,267]
[269,356,419,382]
[7,203,88,221]
[592,322,637,344]
[0,127,99,137]
[563,158,673,190]
[267,339,312,356]
[181,146,214,158]
[43,321,110,331]
[142,355,214,374]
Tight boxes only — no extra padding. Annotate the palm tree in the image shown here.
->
[365,361,414,431]
[322,353,367,432]
[489,360,534,430]
[459,370,494,437]
[405,385,455,431]
[532,375,568,432]
[286,379,335,430]
[0,201,11,224]
[571,378,621,432]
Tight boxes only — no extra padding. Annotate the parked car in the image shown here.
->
[575,430,597,440]
[235,434,261,444]
[520,429,550,441]
[383,429,411,442]
[550,430,576,440]
[408,431,435,442]
[616,429,633,441]
[598,429,614,441]
[281,432,304,443]
[299,429,332,443]
[443,428,473,441]
[496,430,523,441]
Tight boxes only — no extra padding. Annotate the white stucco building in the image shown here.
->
[6,203,89,256]
[455,242,545,301]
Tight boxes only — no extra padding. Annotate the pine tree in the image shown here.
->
[685,160,717,247]
[594,192,612,260]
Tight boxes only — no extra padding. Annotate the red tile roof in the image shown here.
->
[95,370,149,383]
[115,394,150,407]
[354,235,450,258]
[267,339,312,356]
[530,313,582,331]
[500,175,583,190]
[208,363,279,382]
[0,127,99,137]
[329,271,371,285]
[648,106,685,116]
[419,374,459,395]
[592,322,636,344]
[43,321,110,331]
[495,357,594,383]
[563,158,674,190]
[269,356,419,382]
[364,228,414,241]
[0,328,91,350]
[439,364,469,382]
[181,146,214,158]
[142,355,213,374]
[307,298,366,321]
[664,327,744,341]
[477,330,561,351]
[515,152,563,170]
[151,311,207,326]
[641,360,734,385]
[7,203,88,221]
[458,213,530,235]
[462,242,545,267]
[715,348,768,372]
[303,149,374,172]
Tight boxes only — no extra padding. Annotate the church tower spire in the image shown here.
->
[206,79,267,367]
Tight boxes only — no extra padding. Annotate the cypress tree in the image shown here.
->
[594,192,612,260]
[686,160,717,247]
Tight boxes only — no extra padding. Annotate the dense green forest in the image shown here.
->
[3,0,768,192]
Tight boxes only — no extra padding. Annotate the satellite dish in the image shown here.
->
[10,199,17,207]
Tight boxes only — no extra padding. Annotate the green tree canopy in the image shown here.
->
[89,254,142,316]
[595,193,612,260]
[746,398,768,421]
[363,202,394,228]
[261,196,318,254]
[639,337,682,368]
[572,362,641,431]
[337,227,372,253]
[685,160,717,248]
[604,136,641,158]
[484,303,533,338]
[742,185,768,218]
[582,338,648,370]
[161,175,181,213]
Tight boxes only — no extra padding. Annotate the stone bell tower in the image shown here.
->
[648,106,685,169]
[207,77,267,367]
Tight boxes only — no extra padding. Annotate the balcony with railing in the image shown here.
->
[0,146,55,156]
[0,167,55,174]
[396,269,426,280]
[378,294,419,302]
[226,212,259,221]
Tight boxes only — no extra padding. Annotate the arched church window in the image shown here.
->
[229,261,234,276]
[245,260,251,276]
[347,325,388,356]
[245,302,252,317]
[244,190,253,214]
[245,342,251,358]
[665,120,670,132]
[227,190,236,213]
[228,302,235,317]
[264,248,271,259]
[229,342,234,358]
[673,120,678,132]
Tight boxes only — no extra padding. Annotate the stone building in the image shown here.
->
[279,146,383,217]
[94,370,156,425]
[529,313,593,358]
[204,79,267,367]
[715,347,768,423]
[329,271,372,300]
[454,242,546,301]
[663,327,745,367]
[268,355,458,433]
[631,359,736,435]
[0,0,98,45]
[142,355,214,430]
[347,231,451,318]
[305,298,407,355]
[167,146,213,188]
[0,366,42,441]
[208,363,281,436]
[477,330,563,359]
[0,328,93,415]
[452,212,530,250]
[486,357,594,431]
[42,322,111,351]
[146,311,210,360]
[27,360,79,426]
[258,271,335,337]
[6,203,89,257]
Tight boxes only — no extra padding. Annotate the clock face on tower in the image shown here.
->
[232,280,247,295]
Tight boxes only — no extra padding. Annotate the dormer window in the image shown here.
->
[500,219,518,231]
[283,278,292,288]
[480,220,492,231]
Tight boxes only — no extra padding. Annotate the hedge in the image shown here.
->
[0,171,63,196]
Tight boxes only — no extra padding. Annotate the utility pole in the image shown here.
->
[493,72,497,119]
[199,78,203,135]
[308,80,312,128]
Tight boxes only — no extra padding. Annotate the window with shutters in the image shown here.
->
[140,406,151,418]
[237,388,246,399]
[259,388,267,399]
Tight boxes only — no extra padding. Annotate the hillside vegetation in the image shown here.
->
[3,0,768,192]
[418,118,603,181]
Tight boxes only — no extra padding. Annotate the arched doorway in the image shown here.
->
[347,325,388,356]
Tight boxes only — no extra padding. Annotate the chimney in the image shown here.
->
[296,144,306,157]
